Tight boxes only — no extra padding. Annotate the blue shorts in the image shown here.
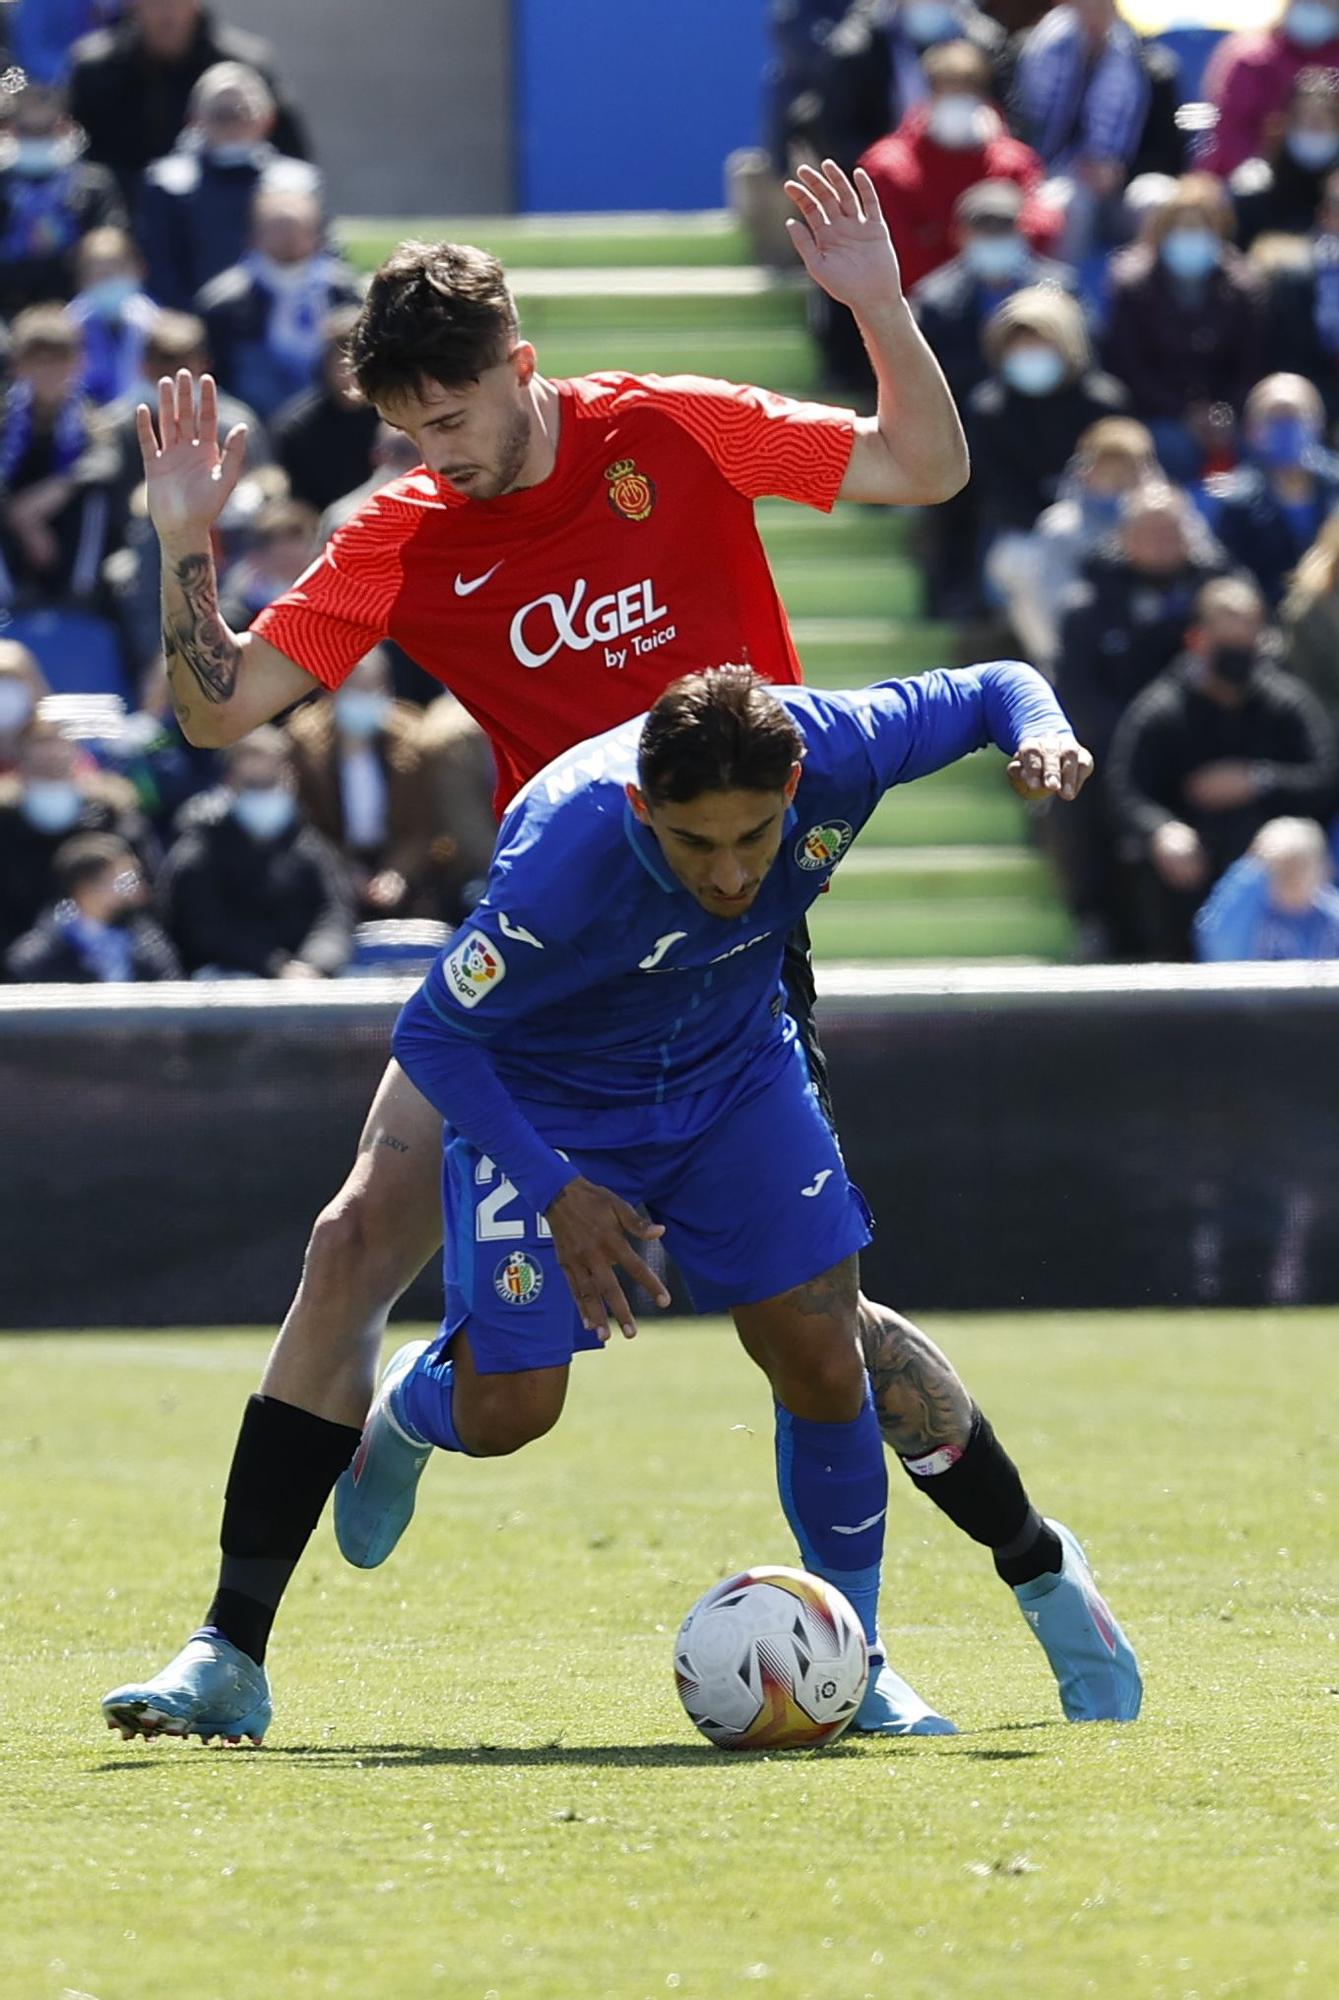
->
[437,1038,873,1375]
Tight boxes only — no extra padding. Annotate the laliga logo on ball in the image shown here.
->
[605,457,656,522]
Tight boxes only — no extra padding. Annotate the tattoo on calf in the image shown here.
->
[165,553,241,706]
[858,1299,972,1457]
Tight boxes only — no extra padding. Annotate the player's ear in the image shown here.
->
[510,341,538,387]
[783,761,803,803]
[626,781,652,824]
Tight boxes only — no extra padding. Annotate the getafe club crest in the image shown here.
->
[494,1250,544,1306]
[795,820,854,871]
[605,457,656,522]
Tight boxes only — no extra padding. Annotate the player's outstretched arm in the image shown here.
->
[138,370,318,747]
[784,160,968,507]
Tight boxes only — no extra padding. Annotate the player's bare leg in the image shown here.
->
[261,1060,445,1425]
[732,1255,955,1736]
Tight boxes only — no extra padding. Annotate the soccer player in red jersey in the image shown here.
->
[104,165,1134,1744]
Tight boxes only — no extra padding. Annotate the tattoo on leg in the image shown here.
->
[858,1297,973,1457]
[782,1255,860,1320]
[164,553,241,706]
[376,1133,411,1155]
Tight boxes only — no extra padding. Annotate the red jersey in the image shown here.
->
[252,371,855,810]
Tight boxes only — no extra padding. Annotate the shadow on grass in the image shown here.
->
[97,1730,1050,1773]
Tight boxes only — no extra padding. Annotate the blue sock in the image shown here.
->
[395,1349,470,1455]
[774,1384,887,1649]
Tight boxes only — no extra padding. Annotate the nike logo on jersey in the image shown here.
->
[454,561,505,597]
[831,1508,887,1536]
[800,1169,833,1198]
[497,912,543,949]
[638,930,687,971]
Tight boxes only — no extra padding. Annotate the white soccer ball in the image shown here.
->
[673,1565,869,1751]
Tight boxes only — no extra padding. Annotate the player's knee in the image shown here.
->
[305,1182,411,1303]
[802,1337,867,1416]
[458,1379,563,1457]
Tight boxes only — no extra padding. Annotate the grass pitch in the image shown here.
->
[2,1313,1335,2000]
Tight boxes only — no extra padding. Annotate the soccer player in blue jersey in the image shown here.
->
[334,662,1143,1736]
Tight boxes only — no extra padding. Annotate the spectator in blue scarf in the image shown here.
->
[3,827,180,981]
[0,75,126,315]
[68,225,157,405]
[1200,372,1339,607]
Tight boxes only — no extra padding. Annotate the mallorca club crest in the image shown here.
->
[605,457,656,522]
[494,1249,544,1306]
[795,820,854,872]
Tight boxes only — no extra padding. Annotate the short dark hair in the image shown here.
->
[54,833,132,897]
[348,241,519,403]
[638,667,805,807]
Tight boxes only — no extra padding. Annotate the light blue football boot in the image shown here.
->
[333,1338,433,1569]
[853,1653,958,1736]
[1013,1520,1142,1723]
[101,1631,272,1744]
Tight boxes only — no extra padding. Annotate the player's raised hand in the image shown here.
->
[1007,736,1094,804]
[135,370,248,543]
[784,160,903,310]
[546,1176,671,1341]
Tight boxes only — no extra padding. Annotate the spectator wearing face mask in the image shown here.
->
[986,415,1159,675]
[0,75,126,318]
[0,719,156,950]
[159,725,353,979]
[1011,0,1152,262]
[1047,483,1230,955]
[196,185,360,422]
[1231,65,1339,246]
[271,307,379,516]
[1194,814,1339,960]
[1199,373,1339,608]
[68,0,311,205]
[101,306,270,520]
[857,41,1055,295]
[966,285,1127,552]
[67,225,157,406]
[1203,1,1339,179]
[3,828,181,981]
[285,646,447,920]
[814,0,1009,171]
[1108,576,1337,958]
[138,61,322,313]
[1103,174,1265,485]
[0,639,49,775]
[218,495,319,631]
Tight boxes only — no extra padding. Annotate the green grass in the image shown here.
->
[2,1315,1335,2000]
[339,215,752,272]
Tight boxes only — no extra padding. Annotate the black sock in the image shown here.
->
[202,1394,362,1666]
[899,1408,1063,1587]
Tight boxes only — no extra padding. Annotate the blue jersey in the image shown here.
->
[393,663,1072,1215]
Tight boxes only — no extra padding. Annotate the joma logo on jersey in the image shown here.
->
[510,576,674,672]
[494,1250,544,1306]
[605,457,656,522]
[796,821,854,871]
[443,929,507,1009]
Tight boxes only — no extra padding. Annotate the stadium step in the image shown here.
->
[341,212,752,272]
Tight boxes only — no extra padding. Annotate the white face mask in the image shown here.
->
[0,679,35,731]
[12,136,69,178]
[21,778,82,834]
[207,142,262,169]
[928,94,987,150]
[334,689,392,738]
[232,786,296,841]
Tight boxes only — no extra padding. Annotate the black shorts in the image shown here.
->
[780,916,835,1131]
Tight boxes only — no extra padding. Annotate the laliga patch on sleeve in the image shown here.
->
[442,929,507,1008]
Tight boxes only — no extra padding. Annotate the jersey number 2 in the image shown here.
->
[474,1154,564,1242]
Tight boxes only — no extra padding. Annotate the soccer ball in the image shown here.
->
[673,1565,869,1751]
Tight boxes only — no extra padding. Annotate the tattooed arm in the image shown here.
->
[141,370,317,746]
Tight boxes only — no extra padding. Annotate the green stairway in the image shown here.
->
[341,215,1074,962]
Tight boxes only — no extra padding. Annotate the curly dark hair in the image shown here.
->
[638,667,805,806]
[347,241,520,403]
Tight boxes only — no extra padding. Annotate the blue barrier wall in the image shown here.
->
[515,0,767,212]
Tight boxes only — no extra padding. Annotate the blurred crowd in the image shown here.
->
[0,0,498,984]
[754,0,1339,961]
